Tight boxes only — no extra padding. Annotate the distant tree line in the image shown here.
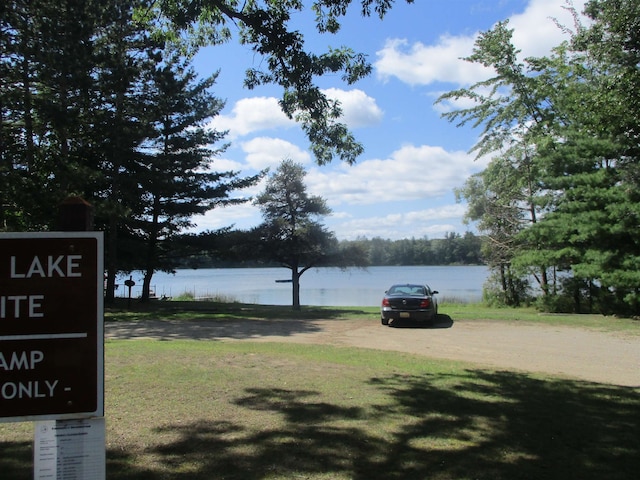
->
[174,231,484,268]
[340,232,483,266]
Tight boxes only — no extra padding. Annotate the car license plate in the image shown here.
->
[400,312,410,318]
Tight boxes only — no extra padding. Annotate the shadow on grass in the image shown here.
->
[106,298,372,323]
[105,317,331,341]
[116,372,637,480]
[105,300,376,341]
[3,371,638,479]
[0,441,31,480]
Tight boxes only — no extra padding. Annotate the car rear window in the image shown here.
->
[388,285,425,296]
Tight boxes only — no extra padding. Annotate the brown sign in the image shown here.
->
[0,233,103,422]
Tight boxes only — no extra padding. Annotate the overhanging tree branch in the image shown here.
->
[155,1,415,164]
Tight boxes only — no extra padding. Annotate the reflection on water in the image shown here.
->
[117,265,489,306]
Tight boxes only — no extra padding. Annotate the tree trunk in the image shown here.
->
[141,270,154,302]
[291,268,301,310]
[499,264,508,299]
[104,214,118,304]
[540,267,549,296]
[141,203,160,302]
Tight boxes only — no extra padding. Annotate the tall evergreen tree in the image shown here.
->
[0,0,31,230]
[440,0,640,314]
[91,0,162,302]
[437,21,550,299]
[514,0,640,314]
[253,159,366,309]
[1,0,102,229]
[126,55,262,301]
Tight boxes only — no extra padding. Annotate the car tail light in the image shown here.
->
[420,299,431,308]
[382,298,390,307]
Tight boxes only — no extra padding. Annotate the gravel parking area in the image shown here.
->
[105,316,640,387]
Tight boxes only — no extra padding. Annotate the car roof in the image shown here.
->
[386,284,432,293]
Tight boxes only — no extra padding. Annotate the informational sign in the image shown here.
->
[0,232,104,422]
[34,417,106,480]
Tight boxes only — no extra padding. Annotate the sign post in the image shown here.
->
[1,232,104,479]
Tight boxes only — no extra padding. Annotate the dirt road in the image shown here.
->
[105,316,640,387]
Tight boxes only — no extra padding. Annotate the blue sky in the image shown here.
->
[191,0,587,240]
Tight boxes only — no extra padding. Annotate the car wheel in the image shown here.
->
[381,316,388,326]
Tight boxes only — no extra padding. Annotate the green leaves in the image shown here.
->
[156,1,411,165]
[252,159,366,307]
[441,0,640,314]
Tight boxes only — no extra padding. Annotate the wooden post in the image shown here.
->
[57,195,94,231]
[124,276,135,308]
[47,200,105,479]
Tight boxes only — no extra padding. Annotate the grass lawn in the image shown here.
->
[1,302,638,479]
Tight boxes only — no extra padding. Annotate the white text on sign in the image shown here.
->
[10,255,83,278]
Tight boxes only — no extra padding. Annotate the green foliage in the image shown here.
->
[156,0,416,164]
[175,231,485,268]
[440,21,551,304]
[1,0,259,301]
[1,0,113,230]
[252,159,366,309]
[121,54,261,300]
[172,291,196,301]
[439,0,640,316]
[253,160,334,270]
[482,269,532,308]
[2,0,415,294]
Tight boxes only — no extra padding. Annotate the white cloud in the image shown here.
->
[374,0,587,87]
[323,88,384,127]
[375,36,490,86]
[330,204,468,240]
[209,96,295,138]
[509,0,587,58]
[193,144,480,238]
[191,202,260,232]
[307,144,484,206]
[208,157,245,172]
[241,137,312,170]
[210,88,383,140]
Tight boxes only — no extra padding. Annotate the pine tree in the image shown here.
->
[1,0,102,229]
[253,159,347,310]
[91,0,162,302]
[125,55,261,301]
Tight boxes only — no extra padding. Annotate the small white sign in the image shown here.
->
[34,417,105,480]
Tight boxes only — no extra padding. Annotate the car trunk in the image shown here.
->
[388,297,423,310]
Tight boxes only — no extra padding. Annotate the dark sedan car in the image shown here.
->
[380,283,438,326]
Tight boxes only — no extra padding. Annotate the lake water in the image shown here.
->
[117,265,489,306]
